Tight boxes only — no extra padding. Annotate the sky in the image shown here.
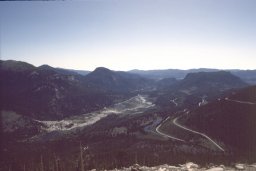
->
[0,0,256,71]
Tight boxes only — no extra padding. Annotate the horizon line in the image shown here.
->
[1,59,256,72]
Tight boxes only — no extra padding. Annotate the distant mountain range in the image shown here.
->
[49,67,256,85]
[3,60,255,84]
[1,60,251,120]
[130,68,256,85]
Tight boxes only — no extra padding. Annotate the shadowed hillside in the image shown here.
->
[180,86,256,159]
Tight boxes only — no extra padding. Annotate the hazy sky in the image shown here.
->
[0,0,256,71]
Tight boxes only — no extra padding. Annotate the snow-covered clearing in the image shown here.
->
[36,95,154,132]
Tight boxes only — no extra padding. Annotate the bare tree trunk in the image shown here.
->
[135,152,138,164]
[58,160,62,171]
[40,155,44,171]
[57,160,60,171]
[49,158,54,171]
[80,142,85,171]
[54,154,59,171]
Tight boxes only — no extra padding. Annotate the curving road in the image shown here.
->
[173,116,225,152]
[155,116,185,142]
[155,114,224,151]
[155,98,256,152]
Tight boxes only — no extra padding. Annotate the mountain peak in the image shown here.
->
[94,67,112,73]
[38,64,53,70]
[185,71,230,79]
[87,67,114,78]
[183,71,245,84]
[0,60,35,71]
[174,71,247,95]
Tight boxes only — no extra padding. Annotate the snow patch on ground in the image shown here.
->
[104,162,256,171]
[199,96,208,107]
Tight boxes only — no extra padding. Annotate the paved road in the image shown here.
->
[155,116,185,142]
[173,116,225,152]
[225,98,256,105]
